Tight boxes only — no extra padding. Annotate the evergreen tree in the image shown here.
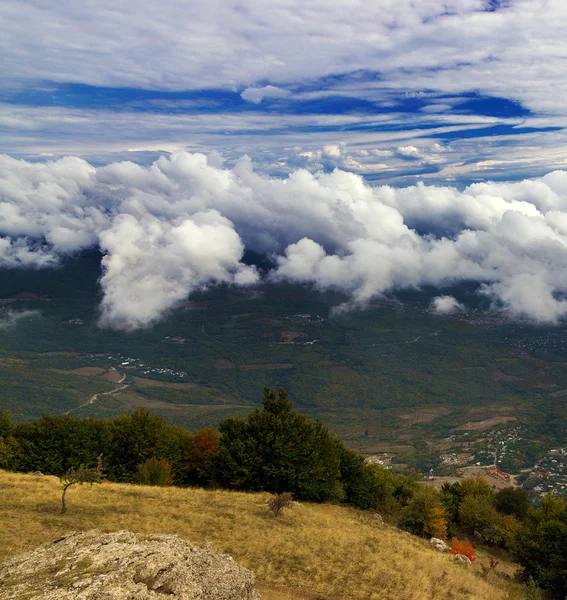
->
[215,387,342,502]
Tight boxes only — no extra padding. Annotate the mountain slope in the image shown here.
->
[0,470,521,600]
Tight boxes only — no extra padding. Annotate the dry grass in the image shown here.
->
[0,470,522,600]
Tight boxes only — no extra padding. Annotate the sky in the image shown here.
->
[2,0,567,184]
[3,0,567,328]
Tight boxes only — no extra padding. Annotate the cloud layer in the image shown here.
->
[3,151,567,327]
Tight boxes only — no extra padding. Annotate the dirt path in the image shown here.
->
[65,374,128,414]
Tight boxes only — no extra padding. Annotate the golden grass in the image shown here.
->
[0,470,522,600]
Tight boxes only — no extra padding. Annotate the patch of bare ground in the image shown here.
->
[459,466,519,490]
[133,376,210,391]
[0,358,27,366]
[280,331,306,343]
[214,359,235,369]
[455,416,516,431]
[101,390,252,415]
[240,364,293,371]
[359,443,416,454]
[51,367,106,377]
[491,370,523,382]
[100,369,125,383]
[467,405,516,415]
[398,407,452,424]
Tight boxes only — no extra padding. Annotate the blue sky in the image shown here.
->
[2,0,567,185]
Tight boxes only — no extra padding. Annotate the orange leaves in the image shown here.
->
[449,537,476,562]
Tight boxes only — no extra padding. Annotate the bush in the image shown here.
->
[449,537,476,562]
[135,457,173,486]
[268,492,294,516]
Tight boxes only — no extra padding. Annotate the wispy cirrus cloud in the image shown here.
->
[0,0,566,183]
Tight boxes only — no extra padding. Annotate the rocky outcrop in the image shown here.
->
[429,537,450,552]
[0,530,261,599]
[453,554,472,567]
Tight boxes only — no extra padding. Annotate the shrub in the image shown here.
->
[135,457,173,486]
[268,492,293,516]
[449,537,476,562]
[59,466,101,513]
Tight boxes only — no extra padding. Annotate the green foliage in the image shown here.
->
[0,410,13,437]
[177,426,219,486]
[400,485,447,539]
[495,487,530,520]
[59,465,101,513]
[512,496,567,599]
[215,387,343,502]
[135,456,173,486]
[0,435,19,469]
[107,409,181,482]
[11,415,112,474]
[338,447,379,510]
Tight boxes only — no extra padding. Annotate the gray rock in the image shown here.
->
[429,537,450,552]
[370,513,384,525]
[453,554,472,567]
[0,530,261,600]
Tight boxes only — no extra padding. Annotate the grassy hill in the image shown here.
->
[0,470,524,600]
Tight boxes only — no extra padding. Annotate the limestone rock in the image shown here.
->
[453,554,472,567]
[0,530,261,600]
[429,537,449,552]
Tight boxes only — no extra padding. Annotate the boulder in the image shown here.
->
[429,537,450,552]
[0,530,261,600]
[453,554,472,567]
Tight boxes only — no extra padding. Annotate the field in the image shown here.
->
[0,470,522,600]
[1,253,567,472]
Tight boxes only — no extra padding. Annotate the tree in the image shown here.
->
[268,492,294,516]
[512,495,567,599]
[400,485,448,539]
[177,426,220,486]
[107,409,179,481]
[494,486,529,520]
[215,387,342,502]
[0,410,13,438]
[59,466,101,513]
[338,447,379,510]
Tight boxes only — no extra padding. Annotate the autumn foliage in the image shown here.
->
[449,537,476,562]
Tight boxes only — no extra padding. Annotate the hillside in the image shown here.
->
[0,470,522,600]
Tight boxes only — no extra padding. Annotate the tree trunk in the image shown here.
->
[61,483,72,513]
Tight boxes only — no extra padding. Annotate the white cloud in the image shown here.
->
[430,295,465,314]
[0,309,40,329]
[2,0,567,119]
[240,85,291,104]
[4,152,567,326]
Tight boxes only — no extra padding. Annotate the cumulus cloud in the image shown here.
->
[430,296,465,314]
[4,151,567,327]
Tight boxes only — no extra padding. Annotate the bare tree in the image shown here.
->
[59,466,101,513]
[268,492,293,516]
